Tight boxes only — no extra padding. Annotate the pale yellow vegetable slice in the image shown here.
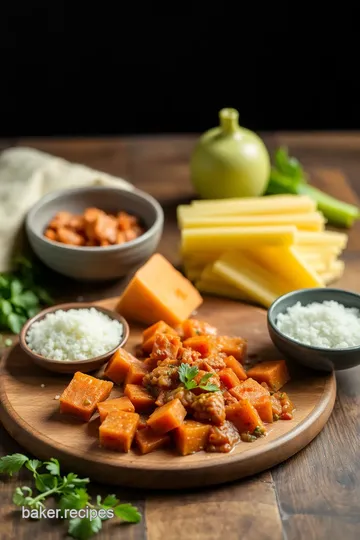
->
[180,212,325,232]
[182,251,222,265]
[247,246,324,289]
[177,195,316,224]
[213,252,293,308]
[319,260,345,284]
[196,279,252,302]
[181,226,296,252]
[295,231,348,249]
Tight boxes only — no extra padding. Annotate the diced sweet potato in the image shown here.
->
[57,227,85,246]
[124,384,156,412]
[135,427,170,454]
[182,336,217,358]
[60,372,113,422]
[147,398,187,434]
[44,228,57,241]
[182,319,217,339]
[142,321,178,343]
[224,356,247,381]
[104,348,143,384]
[97,396,135,423]
[150,333,182,361]
[99,410,139,452]
[255,395,273,423]
[225,399,265,435]
[173,420,211,456]
[218,368,241,389]
[216,336,247,363]
[246,360,290,392]
[229,378,272,423]
[124,361,149,385]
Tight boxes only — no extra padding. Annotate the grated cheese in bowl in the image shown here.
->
[276,300,360,349]
[26,307,123,361]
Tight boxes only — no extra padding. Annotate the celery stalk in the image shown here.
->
[267,150,360,228]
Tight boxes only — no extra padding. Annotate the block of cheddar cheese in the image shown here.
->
[116,253,203,326]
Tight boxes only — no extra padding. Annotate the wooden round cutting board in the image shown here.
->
[0,296,336,490]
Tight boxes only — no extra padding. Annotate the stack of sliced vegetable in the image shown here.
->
[177,194,348,309]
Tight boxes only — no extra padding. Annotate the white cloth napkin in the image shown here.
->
[0,146,133,272]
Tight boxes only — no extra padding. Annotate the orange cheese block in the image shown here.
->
[116,253,203,326]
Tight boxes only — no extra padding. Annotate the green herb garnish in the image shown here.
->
[178,363,220,392]
[0,257,53,334]
[0,453,141,539]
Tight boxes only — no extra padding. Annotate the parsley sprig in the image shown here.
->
[0,453,141,539]
[178,363,220,392]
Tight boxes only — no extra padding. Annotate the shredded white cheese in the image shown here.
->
[26,308,123,361]
[276,300,360,349]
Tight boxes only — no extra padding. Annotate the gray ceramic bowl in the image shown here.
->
[26,186,164,281]
[19,302,130,374]
[268,288,360,372]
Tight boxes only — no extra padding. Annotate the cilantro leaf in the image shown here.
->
[68,517,102,540]
[199,383,220,392]
[64,472,90,489]
[101,494,119,508]
[13,486,33,505]
[199,373,213,385]
[114,503,142,523]
[10,279,23,298]
[59,488,89,512]
[0,453,29,475]
[35,473,58,492]
[25,459,42,474]
[12,290,39,309]
[45,458,60,476]
[178,363,199,390]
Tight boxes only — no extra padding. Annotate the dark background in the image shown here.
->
[1,7,359,137]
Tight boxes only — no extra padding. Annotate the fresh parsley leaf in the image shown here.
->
[13,486,33,505]
[0,299,12,317]
[199,373,213,385]
[0,453,29,475]
[12,290,40,309]
[178,363,199,390]
[64,472,90,490]
[199,383,220,392]
[25,459,42,474]
[68,517,102,540]
[10,279,23,298]
[114,503,142,523]
[45,458,60,476]
[101,494,119,508]
[59,488,89,512]
[35,473,58,492]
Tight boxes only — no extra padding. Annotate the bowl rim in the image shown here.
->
[26,185,164,252]
[267,287,360,354]
[19,302,130,365]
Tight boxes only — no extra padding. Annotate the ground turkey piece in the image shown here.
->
[223,390,238,407]
[192,392,226,425]
[206,421,240,453]
[200,354,226,371]
[161,386,195,410]
[177,347,201,365]
[143,364,179,391]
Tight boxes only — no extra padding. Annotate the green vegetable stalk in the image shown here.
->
[266,147,360,228]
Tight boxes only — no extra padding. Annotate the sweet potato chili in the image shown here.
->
[44,207,145,247]
[59,318,294,455]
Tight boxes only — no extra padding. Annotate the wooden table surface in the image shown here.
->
[1,134,360,540]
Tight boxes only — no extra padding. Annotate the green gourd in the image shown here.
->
[190,108,270,199]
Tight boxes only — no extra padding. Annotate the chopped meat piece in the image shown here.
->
[151,334,182,361]
[206,421,240,453]
[161,386,195,410]
[192,392,225,425]
[143,364,179,391]
[223,390,238,407]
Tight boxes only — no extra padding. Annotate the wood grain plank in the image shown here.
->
[146,473,283,540]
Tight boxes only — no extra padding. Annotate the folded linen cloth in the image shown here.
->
[0,146,133,272]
